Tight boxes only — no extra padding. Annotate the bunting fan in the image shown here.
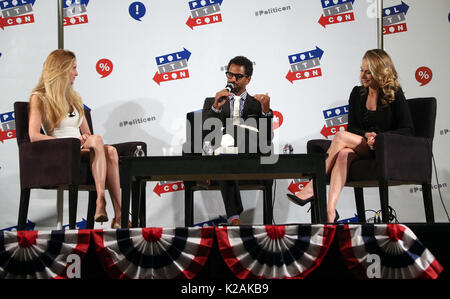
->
[337,224,443,279]
[92,227,214,279]
[0,229,90,279]
[215,225,336,279]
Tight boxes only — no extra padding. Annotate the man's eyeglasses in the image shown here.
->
[226,71,246,80]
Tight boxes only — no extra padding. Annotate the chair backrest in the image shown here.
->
[14,101,94,146]
[408,97,436,139]
[183,110,203,155]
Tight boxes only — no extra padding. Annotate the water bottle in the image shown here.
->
[283,143,293,154]
[202,141,214,156]
[134,145,145,157]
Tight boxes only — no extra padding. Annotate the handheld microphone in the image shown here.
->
[218,83,235,103]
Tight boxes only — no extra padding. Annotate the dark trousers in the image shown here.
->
[219,180,243,218]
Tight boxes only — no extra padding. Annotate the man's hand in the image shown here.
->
[254,93,271,114]
[213,89,231,110]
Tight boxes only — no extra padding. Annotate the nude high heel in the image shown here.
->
[111,218,132,229]
[94,198,108,224]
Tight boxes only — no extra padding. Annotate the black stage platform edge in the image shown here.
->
[80,223,450,280]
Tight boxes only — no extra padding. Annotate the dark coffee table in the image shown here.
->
[119,154,327,228]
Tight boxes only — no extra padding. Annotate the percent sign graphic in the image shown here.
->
[96,59,113,78]
[415,66,432,86]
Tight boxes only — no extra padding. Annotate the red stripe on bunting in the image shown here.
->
[418,259,444,279]
[300,225,336,279]
[92,229,130,279]
[55,229,91,279]
[176,227,214,279]
[216,226,258,279]
[336,224,369,279]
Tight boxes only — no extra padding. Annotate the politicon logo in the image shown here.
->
[286,46,324,83]
[321,105,348,138]
[0,0,35,30]
[0,110,16,143]
[318,0,355,28]
[153,181,185,197]
[383,1,409,35]
[63,0,89,26]
[288,179,310,195]
[186,0,224,30]
[153,48,192,85]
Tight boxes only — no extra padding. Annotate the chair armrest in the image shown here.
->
[19,138,82,188]
[375,133,432,182]
[307,139,331,154]
[111,141,147,157]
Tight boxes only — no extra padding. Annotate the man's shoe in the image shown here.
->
[229,218,243,226]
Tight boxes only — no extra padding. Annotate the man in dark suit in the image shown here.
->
[202,56,272,225]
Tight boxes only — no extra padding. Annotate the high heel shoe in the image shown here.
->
[286,193,314,206]
[334,210,340,222]
[111,218,132,229]
[94,212,108,223]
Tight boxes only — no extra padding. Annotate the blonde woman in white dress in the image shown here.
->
[28,49,124,228]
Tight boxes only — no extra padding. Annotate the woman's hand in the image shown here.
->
[79,133,91,146]
[365,132,377,150]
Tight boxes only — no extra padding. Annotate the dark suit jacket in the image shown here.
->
[202,94,273,149]
[347,85,414,137]
[202,94,270,125]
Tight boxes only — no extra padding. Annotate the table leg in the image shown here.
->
[120,163,132,229]
[139,181,146,227]
[263,181,273,225]
[131,180,140,228]
[184,181,195,227]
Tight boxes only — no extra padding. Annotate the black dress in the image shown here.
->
[347,86,414,138]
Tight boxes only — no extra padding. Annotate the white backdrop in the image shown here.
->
[1,0,448,230]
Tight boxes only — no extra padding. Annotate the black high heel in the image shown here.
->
[334,210,340,222]
[286,193,314,206]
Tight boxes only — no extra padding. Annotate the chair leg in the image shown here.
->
[184,181,195,227]
[378,180,389,223]
[68,185,78,229]
[17,188,31,231]
[56,187,64,230]
[354,187,366,222]
[86,191,96,229]
[422,183,435,223]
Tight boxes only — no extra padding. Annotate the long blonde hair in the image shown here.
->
[31,49,84,134]
[361,49,401,106]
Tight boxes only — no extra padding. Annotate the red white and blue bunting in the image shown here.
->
[215,225,336,279]
[92,227,214,279]
[0,229,90,279]
[337,224,444,279]
[0,224,443,279]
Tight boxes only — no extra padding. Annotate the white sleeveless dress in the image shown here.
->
[31,92,83,138]
[50,107,83,139]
